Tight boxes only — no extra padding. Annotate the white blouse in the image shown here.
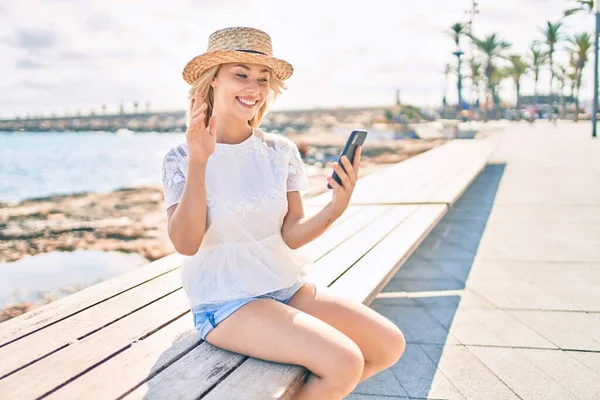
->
[161,129,315,308]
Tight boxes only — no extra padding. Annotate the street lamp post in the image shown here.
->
[593,0,599,137]
[453,49,464,118]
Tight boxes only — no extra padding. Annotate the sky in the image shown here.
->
[0,0,596,118]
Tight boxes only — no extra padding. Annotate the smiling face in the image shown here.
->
[211,62,271,121]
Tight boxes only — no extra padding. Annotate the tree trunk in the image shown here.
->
[575,68,582,122]
[516,80,521,121]
[534,71,539,108]
[484,61,493,122]
[471,84,479,120]
[548,51,554,120]
[559,86,565,119]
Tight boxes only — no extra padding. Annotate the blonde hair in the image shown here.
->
[185,64,288,128]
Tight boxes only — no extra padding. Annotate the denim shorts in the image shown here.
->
[191,280,307,341]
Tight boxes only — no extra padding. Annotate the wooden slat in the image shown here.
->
[298,205,392,261]
[385,145,479,204]
[0,253,183,347]
[375,140,492,205]
[202,358,306,400]
[44,317,206,400]
[308,206,417,287]
[0,290,188,398]
[0,268,183,378]
[329,205,447,304]
[120,339,246,400]
[429,142,495,206]
[396,140,495,204]
[343,147,452,204]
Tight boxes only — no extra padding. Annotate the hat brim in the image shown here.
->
[182,50,293,85]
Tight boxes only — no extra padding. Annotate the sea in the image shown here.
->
[0,130,187,204]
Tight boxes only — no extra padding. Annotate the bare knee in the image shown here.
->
[318,341,365,396]
[387,326,406,366]
[374,326,406,369]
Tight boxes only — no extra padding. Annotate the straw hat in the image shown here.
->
[182,27,293,85]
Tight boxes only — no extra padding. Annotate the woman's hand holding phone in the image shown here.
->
[327,146,362,219]
[186,91,217,165]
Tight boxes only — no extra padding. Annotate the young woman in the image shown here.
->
[161,26,405,400]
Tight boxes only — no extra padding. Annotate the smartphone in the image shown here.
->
[327,130,368,189]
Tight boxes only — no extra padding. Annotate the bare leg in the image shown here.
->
[287,283,406,383]
[205,299,365,400]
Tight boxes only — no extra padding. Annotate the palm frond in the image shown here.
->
[564,0,593,16]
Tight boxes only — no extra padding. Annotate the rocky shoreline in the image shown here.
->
[0,136,448,322]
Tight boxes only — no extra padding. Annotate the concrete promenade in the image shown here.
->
[348,121,600,399]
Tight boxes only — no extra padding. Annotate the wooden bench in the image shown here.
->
[0,138,497,399]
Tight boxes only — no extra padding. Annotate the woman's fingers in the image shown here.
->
[340,155,356,184]
[327,175,341,190]
[187,112,205,137]
[353,146,362,178]
[191,91,203,113]
[191,102,207,120]
[333,161,351,188]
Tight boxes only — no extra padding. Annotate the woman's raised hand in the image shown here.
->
[186,91,217,165]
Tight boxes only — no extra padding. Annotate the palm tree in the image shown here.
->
[539,21,565,115]
[467,58,483,111]
[568,69,578,100]
[564,0,593,16]
[489,66,508,115]
[529,43,548,107]
[505,55,531,119]
[470,33,512,118]
[567,50,579,100]
[555,65,569,118]
[443,63,453,99]
[442,63,453,117]
[447,23,468,109]
[568,32,593,119]
[563,1,594,121]
[447,22,468,47]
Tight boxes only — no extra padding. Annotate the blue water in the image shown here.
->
[0,131,186,203]
[0,250,149,308]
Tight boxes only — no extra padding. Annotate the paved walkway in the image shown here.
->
[348,121,600,400]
